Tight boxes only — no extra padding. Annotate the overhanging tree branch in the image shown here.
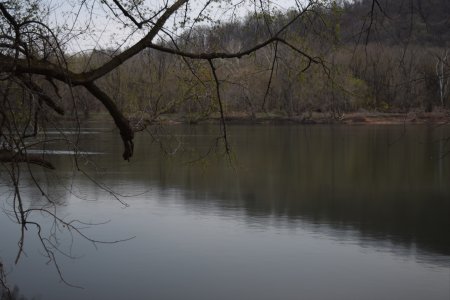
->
[84,82,134,161]
[147,37,321,63]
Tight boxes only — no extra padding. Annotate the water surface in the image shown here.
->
[0,124,449,300]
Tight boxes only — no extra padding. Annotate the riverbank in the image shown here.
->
[139,111,450,126]
[82,111,450,128]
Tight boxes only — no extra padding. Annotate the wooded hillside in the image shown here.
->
[61,0,449,122]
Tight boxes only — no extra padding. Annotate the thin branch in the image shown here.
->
[208,59,230,155]
[262,41,278,111]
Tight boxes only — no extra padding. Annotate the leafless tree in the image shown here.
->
[0,0,328,289]
[435,49,449,107]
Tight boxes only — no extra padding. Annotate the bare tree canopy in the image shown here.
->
[0,0,327,163]
[2,0,448,165]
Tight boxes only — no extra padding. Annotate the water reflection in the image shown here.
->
[126,125,450,261]
[1,123,450,300]
[25,150,104,155]
[39,124,450,261]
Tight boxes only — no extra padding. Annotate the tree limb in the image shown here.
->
[83,82,134,161]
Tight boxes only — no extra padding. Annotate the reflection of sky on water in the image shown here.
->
[25,150,105,155]
[3,182,449,300]
[40,131,108,135]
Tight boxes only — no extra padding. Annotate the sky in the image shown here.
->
[43,0,302,52]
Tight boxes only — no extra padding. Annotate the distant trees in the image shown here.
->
[2,0,449,161]
[49,0,449,122]
[0,0,327,163]
[435,50,449,107]
[3,0,447,163]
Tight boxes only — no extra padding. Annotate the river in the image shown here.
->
[0,123,449,300]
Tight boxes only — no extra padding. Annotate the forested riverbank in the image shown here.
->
[56,0,450,123]
[132,111,450,125]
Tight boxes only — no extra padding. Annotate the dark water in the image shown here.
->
[0,124,449,300]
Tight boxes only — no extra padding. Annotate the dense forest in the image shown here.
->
[56,0,450,123]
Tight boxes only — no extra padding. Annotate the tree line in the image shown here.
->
[62,0,450,122]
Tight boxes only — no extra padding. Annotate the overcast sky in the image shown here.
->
[43,0,301,52]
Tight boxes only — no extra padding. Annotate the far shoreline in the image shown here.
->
[80,111,450,128]
[135,111,450,126]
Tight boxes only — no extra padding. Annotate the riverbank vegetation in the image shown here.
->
[2,0,450,155]
[61,0,450,125]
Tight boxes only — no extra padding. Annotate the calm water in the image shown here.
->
[0,124,449,300]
